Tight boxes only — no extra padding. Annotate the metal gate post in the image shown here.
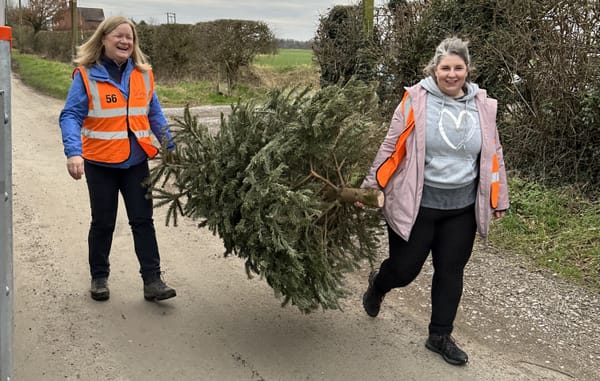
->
[0,20,14,381]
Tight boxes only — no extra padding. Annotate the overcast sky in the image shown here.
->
[75,0,387,41]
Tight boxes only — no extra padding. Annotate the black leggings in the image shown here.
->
[374,205,476,335]
[85,161,161,280]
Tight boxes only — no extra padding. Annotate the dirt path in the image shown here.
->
[10,76,599,380]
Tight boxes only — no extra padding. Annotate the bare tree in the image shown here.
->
[199,19,276,96]
[23,0,67,34]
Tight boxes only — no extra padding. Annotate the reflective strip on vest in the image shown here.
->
[87,107,128,118]
[129,106,151,116]
[86,71,103,111]
[490,152,500,208]
[81,129,129,140]
[87,106,149,118]
[133,130,152,138]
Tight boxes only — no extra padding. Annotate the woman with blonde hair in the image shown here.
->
[59,16,176,302]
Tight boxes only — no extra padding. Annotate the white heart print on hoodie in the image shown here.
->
[438,107,478,150]
[418,76,482,189]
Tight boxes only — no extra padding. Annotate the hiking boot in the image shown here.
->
[90,277,109,301]
[143,276,176,301]
[425,334,469,365]
[362,270,385,317]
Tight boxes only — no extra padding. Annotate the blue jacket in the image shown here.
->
[59,58,173,168]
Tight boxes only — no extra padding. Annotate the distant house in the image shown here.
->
[54,7,105,31]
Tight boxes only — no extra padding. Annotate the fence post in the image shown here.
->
[0,17,14,381]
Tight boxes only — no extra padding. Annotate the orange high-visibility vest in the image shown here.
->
[77,66,158,163]
[376,91,501,208]
[376,91,415,188]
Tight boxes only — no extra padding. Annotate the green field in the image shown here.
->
[254,48,314,68]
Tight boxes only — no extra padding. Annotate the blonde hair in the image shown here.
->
[423,36,472,81]
[73,16,151,71]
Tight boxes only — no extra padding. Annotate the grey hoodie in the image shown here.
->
[419,76,482,189]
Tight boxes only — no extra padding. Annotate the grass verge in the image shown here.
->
[490,177,599,289]
[10,52,74,100]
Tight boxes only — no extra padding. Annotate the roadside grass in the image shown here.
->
[9,50,598,290]
[490,177,600,289]
[10,52,74,100]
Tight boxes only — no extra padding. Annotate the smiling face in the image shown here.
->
[102,23,134,64]
[434,53,468,98]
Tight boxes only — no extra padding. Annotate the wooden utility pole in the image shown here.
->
[18,0,22,44]
[71,0,78,59]
[363,0,374,36]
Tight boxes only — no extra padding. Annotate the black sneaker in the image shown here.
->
[143,276,176,301]
[425,334,469,365]
[90,277,109,301]
[362,270,385,317]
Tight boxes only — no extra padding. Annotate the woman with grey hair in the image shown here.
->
[359,36,509,365]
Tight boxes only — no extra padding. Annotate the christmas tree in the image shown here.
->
[149,79,387,313]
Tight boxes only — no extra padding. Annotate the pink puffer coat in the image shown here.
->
[361,83,510,240]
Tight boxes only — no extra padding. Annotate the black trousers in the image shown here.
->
[374,205,476,335]
[84,161,161,280]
